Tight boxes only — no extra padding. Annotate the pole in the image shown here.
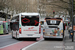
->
[69,0,72,23]
[72,0,74,42]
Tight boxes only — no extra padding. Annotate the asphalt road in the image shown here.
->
[23,39,64,50]
[64,30,75,50]
[22,29,67,50]
[0,29,67,50]
[0,34,20,48]
[0,34,39,50]
[0,34,64,50]
[0,28,43,50]
[0,28,43,48]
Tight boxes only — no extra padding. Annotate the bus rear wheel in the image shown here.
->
[16,33,20,40]
[12,33,15,38]
[44,38,48,40]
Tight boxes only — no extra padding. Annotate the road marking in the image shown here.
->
[0,33,11,37]
[0,35,43,50]
[0,41,22,49]
[21,39,43,50]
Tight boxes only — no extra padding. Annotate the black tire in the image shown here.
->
[12,32,14,38]
[6,33,9,34]
[12,36,14,38]
[44,38,47,40]
[60,38,63,41]
[16,33,19,40]
[32,38,36,41]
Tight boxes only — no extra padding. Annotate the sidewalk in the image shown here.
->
[64,30,75,50]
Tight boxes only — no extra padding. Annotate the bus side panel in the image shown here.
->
[0,24,3,34]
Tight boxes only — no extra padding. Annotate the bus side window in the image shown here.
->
[15,22,19,30]
[12,23,16,30]
[12,22,19,31]
[17,16,19,21]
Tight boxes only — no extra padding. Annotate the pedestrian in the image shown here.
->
[68,26,72,38]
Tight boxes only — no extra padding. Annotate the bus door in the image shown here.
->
[21,15,40,37]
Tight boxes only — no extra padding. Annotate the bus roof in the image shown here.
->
[20,13,40,15]
[13,13,40,17]
[45,18,62,20]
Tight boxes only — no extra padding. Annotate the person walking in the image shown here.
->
[68,26,72,38]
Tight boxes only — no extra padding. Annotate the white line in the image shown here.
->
[0,41,22,49]
[22,39,43,50]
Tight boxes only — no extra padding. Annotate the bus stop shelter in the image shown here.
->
[0,12,11,21]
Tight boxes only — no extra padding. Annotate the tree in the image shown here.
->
[0,0,6,10]
[39,0,70,17]
[73,0,75,14]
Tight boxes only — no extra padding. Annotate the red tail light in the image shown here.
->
[39,25,41,34]
[19,28,21,34]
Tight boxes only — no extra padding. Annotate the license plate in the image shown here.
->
[50,20,56,24]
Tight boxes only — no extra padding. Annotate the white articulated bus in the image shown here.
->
[10,13,41,40]
[43,18,64,40]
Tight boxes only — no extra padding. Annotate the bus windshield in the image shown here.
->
[21,16,39,26]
